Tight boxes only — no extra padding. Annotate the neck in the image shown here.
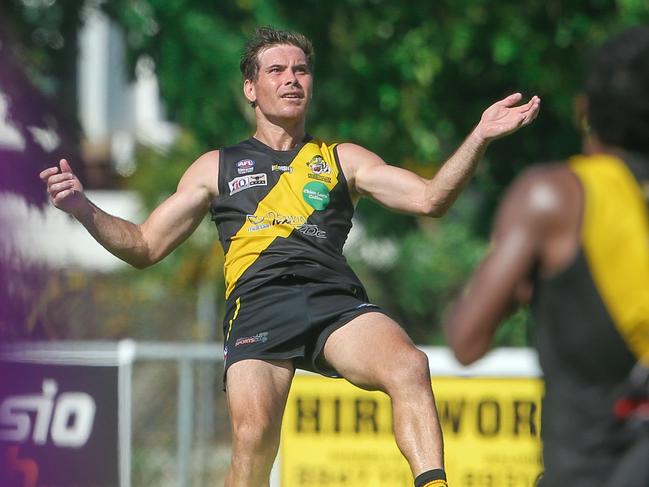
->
[583,135,623,158]
[253,113,306,151]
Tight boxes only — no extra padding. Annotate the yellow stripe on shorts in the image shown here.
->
[225,297,241,342]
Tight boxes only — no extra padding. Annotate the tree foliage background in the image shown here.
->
[3,0,648,344]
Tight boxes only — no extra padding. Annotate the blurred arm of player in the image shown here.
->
[39,151,219,268]
[339,93,541,216]
[444,165,579,364]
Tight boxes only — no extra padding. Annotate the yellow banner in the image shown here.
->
[280,375,543,486]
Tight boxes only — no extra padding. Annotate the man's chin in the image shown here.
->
[269,108,307,123]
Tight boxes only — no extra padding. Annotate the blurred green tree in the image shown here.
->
[4,0,648,343]
[102,0,647,343]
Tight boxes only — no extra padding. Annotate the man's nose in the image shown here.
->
[284,71,299,85]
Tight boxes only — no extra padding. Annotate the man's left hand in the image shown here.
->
[474,93,541,142]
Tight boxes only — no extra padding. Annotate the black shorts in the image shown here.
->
[222,275,385,382]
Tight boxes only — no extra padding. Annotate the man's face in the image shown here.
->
[244,44,312,122]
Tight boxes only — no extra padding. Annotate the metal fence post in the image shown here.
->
[177,359,194,487]
[118,339,136,487]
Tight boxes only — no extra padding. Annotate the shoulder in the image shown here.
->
[504,162,579,214]
[335,142,385,176]
[495,161,581,235]
[178,150,220,196]
[335,142,383,164]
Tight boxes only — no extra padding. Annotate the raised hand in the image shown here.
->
[39,159,87,216]
[475,93,541,142]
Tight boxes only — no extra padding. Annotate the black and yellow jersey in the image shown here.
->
[210,135,363,300]
[533,153,649,487]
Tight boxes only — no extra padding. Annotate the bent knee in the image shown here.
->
[384,348,431,393]
[231,417,281,452]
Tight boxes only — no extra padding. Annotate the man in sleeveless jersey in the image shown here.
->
[41,26,540,487]
[445,27,649,487]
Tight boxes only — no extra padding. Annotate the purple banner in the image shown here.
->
[0,362,119,486]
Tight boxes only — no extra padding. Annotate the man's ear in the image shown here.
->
[243,79,256,105]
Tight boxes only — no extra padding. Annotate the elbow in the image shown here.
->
[446,328,489,366]
[421,198,450,218]
[127,249,158,270]
[453,347,485,366]
[128,239,162,269]
[130,259,151,270]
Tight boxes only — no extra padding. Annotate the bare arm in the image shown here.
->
[343,93,540,216]
[444,167,577,364]
[39,152,219,268]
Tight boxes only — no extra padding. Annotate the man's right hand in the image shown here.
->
[39,159,87,216]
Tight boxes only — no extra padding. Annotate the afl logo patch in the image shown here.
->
[236,159,255,174]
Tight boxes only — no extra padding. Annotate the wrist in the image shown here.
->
[469,125,491,147]
[69,194,93,221]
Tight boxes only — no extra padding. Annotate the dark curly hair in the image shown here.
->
[586,26,649,154]
[240,26,314,82]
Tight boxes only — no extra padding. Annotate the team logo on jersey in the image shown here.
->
[229,173,267,195]
[271,163,293,173]
[236,159,255,174]
[296,224,327,239]
[306,155,332,182]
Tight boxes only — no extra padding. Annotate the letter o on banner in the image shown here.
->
[476,400,501,437]
[50,393,97,448]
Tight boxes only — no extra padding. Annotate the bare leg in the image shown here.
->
[224,359,294,487]
[322,312,444,476]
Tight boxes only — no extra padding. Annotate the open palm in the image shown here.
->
[476,93,541,141]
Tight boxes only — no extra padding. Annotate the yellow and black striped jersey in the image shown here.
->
[533,153,649,486]
[210,135,363,300]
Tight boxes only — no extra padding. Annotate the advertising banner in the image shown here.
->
[280,351,543,486]
[0,361,119,486]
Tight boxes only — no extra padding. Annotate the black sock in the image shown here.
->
[414,468,447,487]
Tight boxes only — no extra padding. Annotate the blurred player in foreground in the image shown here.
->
[446,26,649,487]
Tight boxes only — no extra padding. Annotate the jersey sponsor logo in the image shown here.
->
[229,173,267,195]
[0,379,97,449]
[272,163,293,173]
[235,331,269,347]
[236,158,255,174]
[246,211,327,238]
[307,155,332,182]
[297,224,327,239]
[303,181,330,210]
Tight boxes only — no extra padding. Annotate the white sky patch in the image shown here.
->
[0,190,143,271]
[0,92,26,152]
[344,219,398,269]
[27,124,61,153]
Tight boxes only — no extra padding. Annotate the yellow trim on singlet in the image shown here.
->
[421,481,448,487]
[569,154,649,365]
[223,139,340,298]
[225,297,241,342]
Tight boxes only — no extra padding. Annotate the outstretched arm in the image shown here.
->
[39,152,219,268]
[343,93,540,216]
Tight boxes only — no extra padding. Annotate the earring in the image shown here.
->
[580,116,592,136]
